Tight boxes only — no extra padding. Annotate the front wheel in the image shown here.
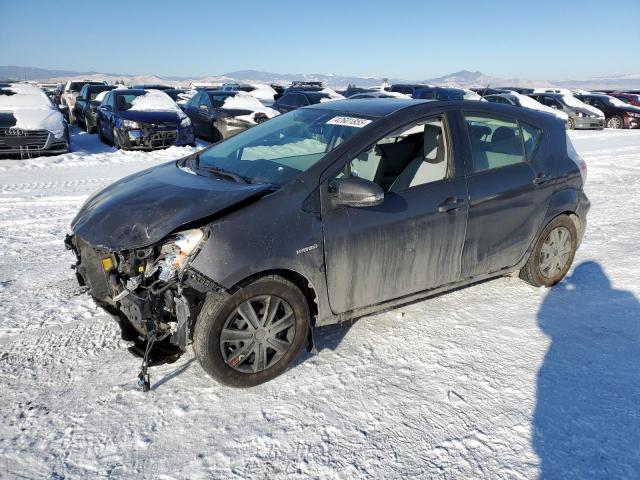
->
[567,118,575,130]
[606,115,623,129]
[193,275,310,387]
[520,215,577,287]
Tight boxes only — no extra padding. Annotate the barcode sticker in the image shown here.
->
[326,116,372,128]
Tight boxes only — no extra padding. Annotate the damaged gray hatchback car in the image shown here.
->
[66,99,589,388]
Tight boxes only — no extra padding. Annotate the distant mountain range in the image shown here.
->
[1,65,639,90]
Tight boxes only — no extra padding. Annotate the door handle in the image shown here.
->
[533,171,549,185]
[438,197,466,213]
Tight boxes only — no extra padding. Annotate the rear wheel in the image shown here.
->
[520,215,577,287]
[194,275,310,387]
[606,115,623,129]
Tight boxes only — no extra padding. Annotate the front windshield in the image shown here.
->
[197,108,372,184]
[605,96,629,107]
[115,93,144,110]
[561,95,588,108]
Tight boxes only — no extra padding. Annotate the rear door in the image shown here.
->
[321,112,469,313]
[459,112,553,278]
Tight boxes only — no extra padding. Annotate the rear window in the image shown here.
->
[464,114,526,172]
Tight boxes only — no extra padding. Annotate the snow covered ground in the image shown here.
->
[0,127,639,479]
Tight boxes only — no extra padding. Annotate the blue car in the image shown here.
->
[414,87,482,101]
[96,89,195,150]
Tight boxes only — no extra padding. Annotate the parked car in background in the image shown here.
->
[348,91,410,99]
[96,89,194,150]
[388,83,432,95]
[164,88,196,106]
[66,98,589,388]
[498,87,534,95]
[573,93,640,129]
[606,92,640,108]
[484,92,569,124]
[529,93,604,129]
[0,82,69,157]
[74,84,117,133]
[413,87,482,101]
[183,90,278,142]
[38,83,63,105]
[61,80,108,123]
[470,87,510,96]
[271,90,338,114]
[338,86,379,97]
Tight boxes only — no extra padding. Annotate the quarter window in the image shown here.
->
[464,115,526,172]
[520,122,541,160]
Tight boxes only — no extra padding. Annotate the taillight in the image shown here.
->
[566,133,587,183]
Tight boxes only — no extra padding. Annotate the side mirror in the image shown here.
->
[331,177,384,208]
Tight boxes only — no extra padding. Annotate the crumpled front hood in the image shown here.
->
[71,160,274,251]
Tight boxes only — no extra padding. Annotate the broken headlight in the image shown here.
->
[156,228,204,282]
[121,119,141,129]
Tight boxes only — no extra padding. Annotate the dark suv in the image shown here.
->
[67,99,589,388]
[74,84,116,133]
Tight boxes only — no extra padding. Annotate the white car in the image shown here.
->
[61,79,107,123]
[0,82,69,157]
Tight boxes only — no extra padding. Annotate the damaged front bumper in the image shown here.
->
[114,124,195,151]
[65,229,220,350]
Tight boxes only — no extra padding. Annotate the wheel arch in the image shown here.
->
[228,268,319,328]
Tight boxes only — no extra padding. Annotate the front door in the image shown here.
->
[321,114,469,314]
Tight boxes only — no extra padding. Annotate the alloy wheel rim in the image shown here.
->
[220,295,296,373]
[539,226,572,279]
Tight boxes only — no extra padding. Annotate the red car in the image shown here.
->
[608,92,640,108]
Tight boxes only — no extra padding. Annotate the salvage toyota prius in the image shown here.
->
[66,99,590,388]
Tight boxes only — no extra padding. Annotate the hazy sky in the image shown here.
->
[1,0,638,80]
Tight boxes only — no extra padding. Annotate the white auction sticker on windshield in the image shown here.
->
[326,116,372,128]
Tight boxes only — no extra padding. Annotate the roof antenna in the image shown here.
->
[480,83,490,100]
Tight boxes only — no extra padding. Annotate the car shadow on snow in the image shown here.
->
[533,261,640,478]
[68,126,116,154]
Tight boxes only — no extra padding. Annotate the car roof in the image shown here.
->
[305,98,429,117]
[202,90,236,95]
[305,98,559,124]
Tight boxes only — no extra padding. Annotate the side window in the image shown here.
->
[199,94,212,109]
[279,94,295,106]
[331,116,450,193]
[464,114,526,173]
[520,122,542,160]
[189,93,200,106]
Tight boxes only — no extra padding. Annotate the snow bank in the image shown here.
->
[129,90,185,118]
[0,83,65,137]
[222,91,279,123]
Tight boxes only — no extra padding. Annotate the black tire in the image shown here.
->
[112,127,121,149]
[193,275,310,387]
[520,215,577,287]
[210,125,223,143]
[97,120,106,144]
[567,118,575,130]
[606,115,623,129]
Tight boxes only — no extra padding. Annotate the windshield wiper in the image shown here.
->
[204,167,250,184]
